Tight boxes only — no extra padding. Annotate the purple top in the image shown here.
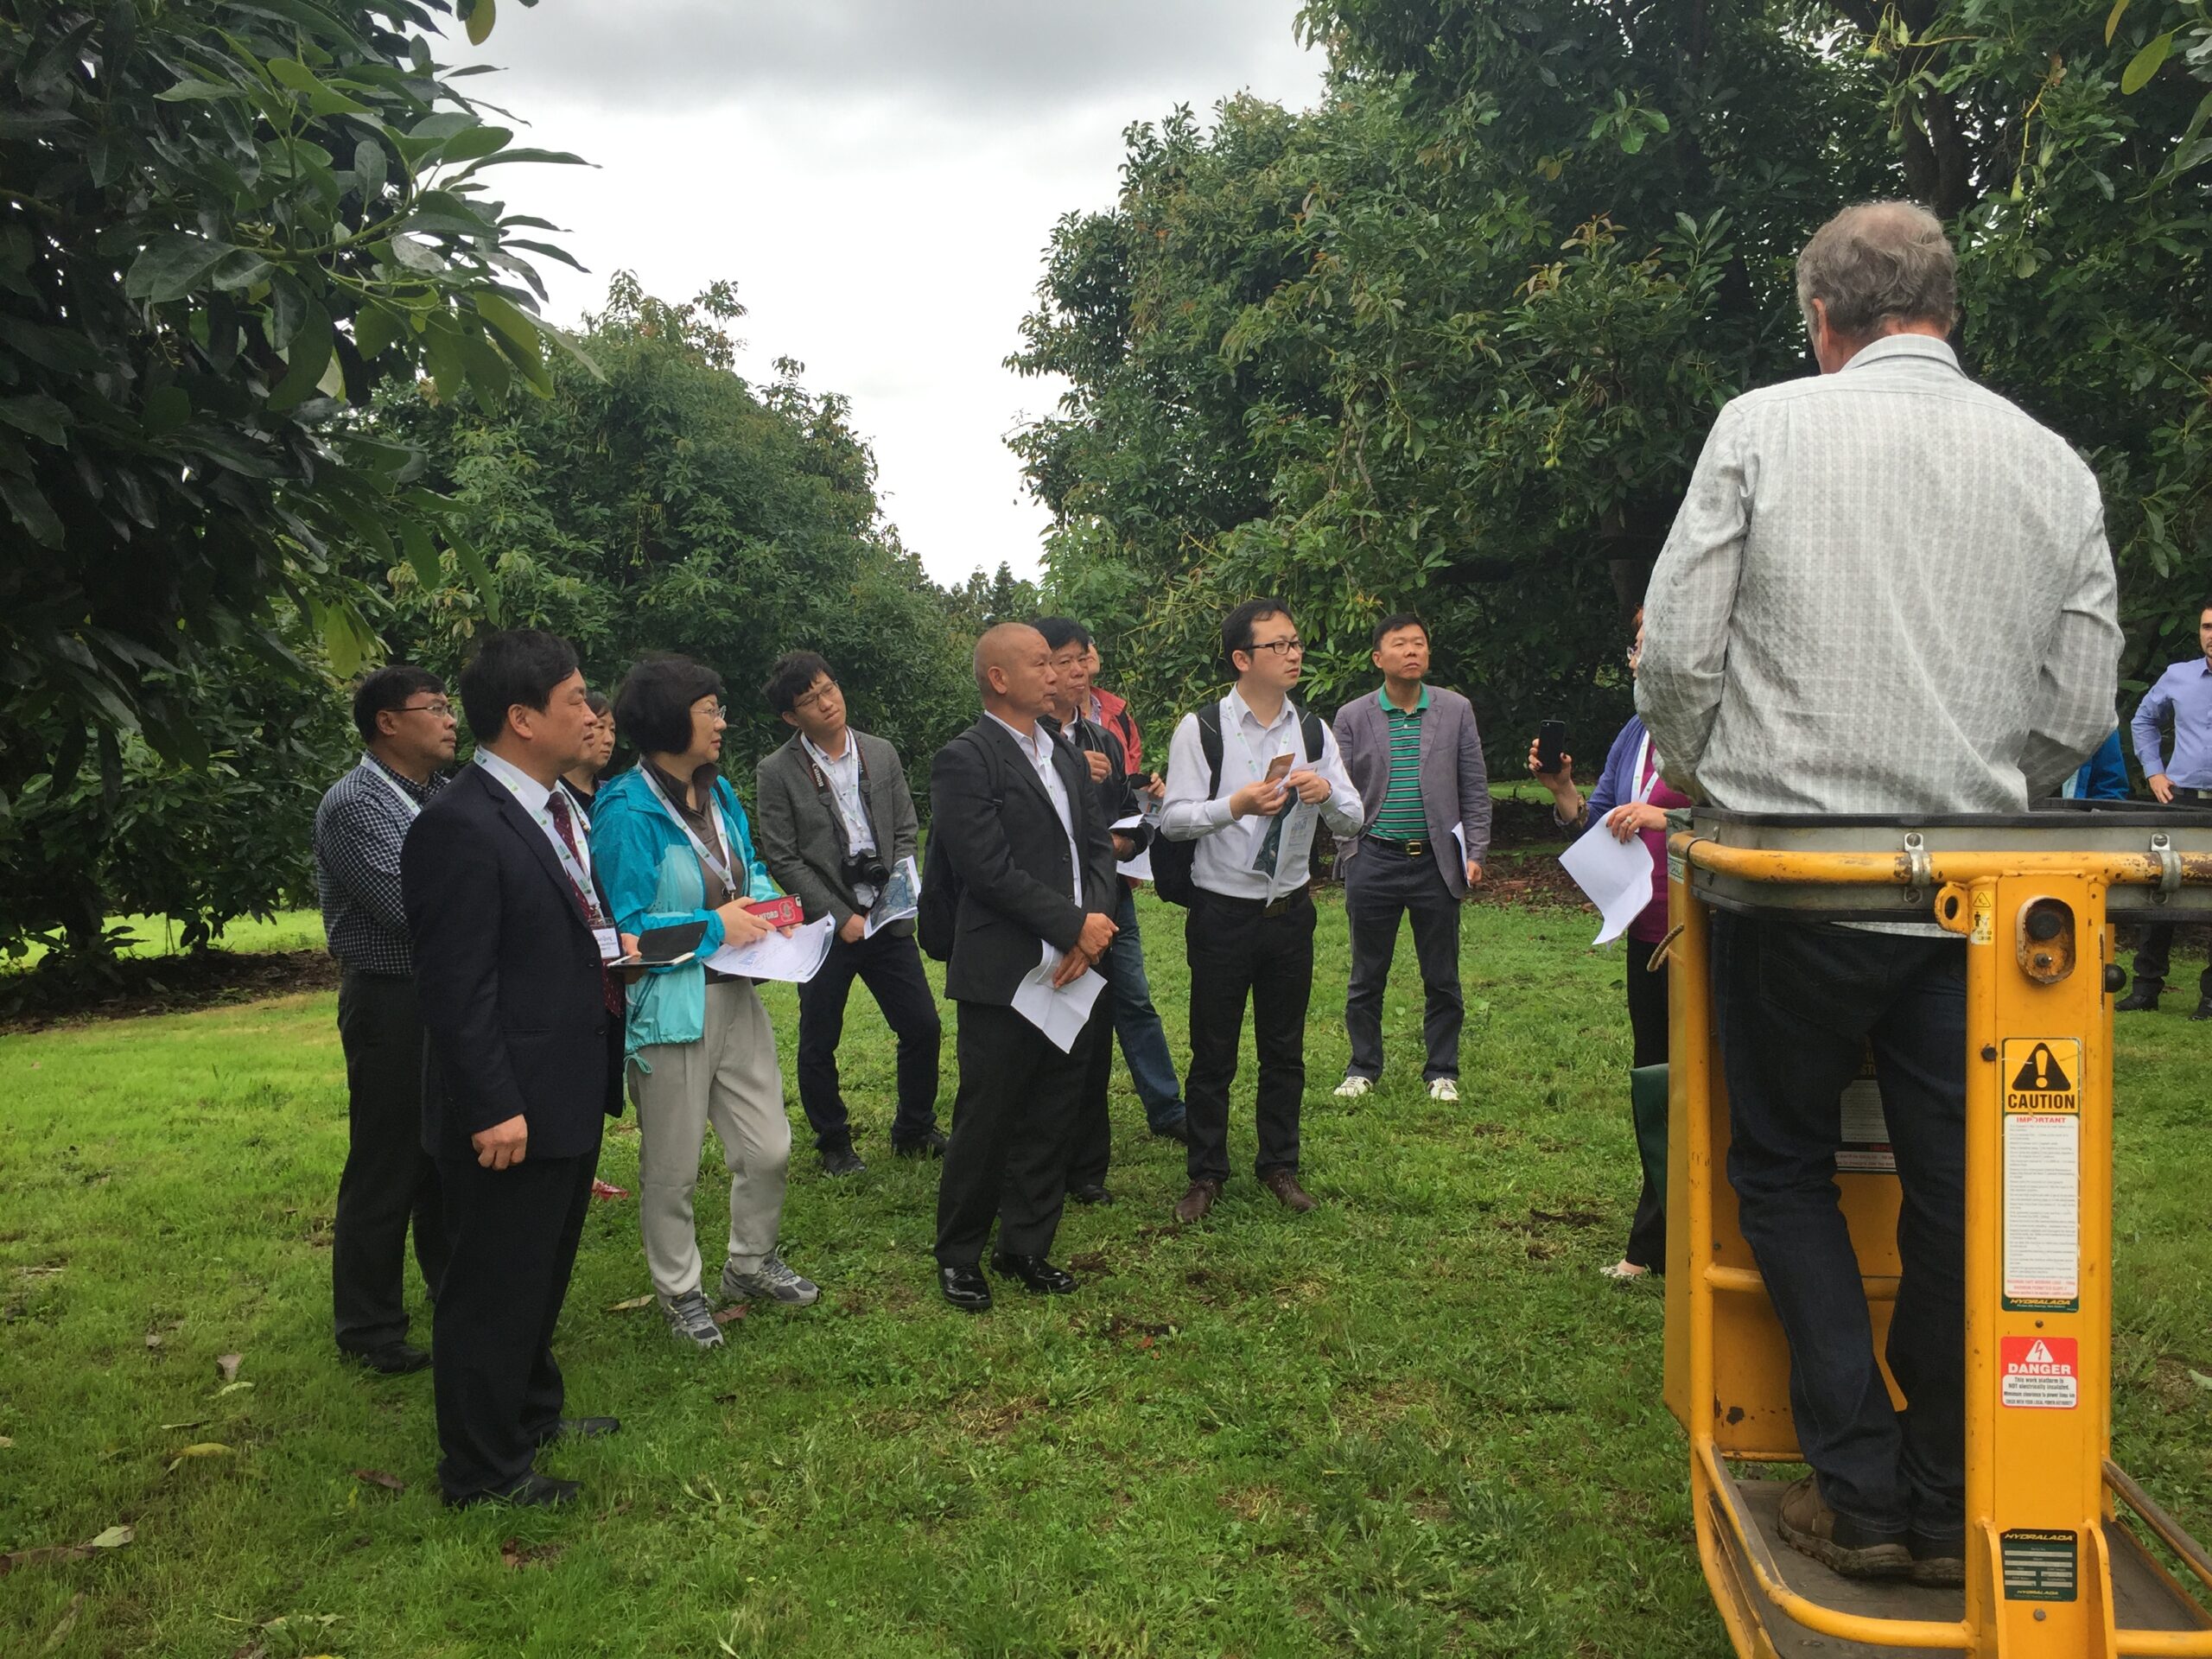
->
[1583,715,1692,943]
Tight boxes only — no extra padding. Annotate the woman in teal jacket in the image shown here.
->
[591,655,820,1351]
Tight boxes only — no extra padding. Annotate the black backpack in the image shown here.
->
[916,726,1003,963]
[1150,699,1325,907]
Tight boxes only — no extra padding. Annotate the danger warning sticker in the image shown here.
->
[2000,1335,2079,1408]
[2002,1038,2081,1114]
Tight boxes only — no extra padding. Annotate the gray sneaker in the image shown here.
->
[661,1288,725,1350]
[720,1251,820,1307]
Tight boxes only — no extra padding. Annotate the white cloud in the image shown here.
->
[453,1,1324,585]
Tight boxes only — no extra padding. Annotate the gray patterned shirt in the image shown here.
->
[1637,335,2120,815]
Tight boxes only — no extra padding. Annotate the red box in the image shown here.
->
[1999,1335,2078,1409]
[745,895,804,928]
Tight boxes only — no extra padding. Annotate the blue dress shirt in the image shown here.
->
[2131,658,2212,789]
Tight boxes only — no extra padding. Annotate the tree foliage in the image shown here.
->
[0,0,582,811]
[1014,0,2211,753]
[369,273,980,783]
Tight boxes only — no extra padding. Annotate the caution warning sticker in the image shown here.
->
[2003,1038,2082,1314]
[2000,1335,2080,1408]
[1836,1044,1895,1174]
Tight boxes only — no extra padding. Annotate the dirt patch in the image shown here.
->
[1,949,340,1032]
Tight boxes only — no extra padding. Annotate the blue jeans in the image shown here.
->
[1106,885,1184,1128]
[1712,912,1967,1544]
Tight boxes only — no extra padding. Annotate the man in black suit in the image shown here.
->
[930,623,1119,1312]
[403,630,630,1508]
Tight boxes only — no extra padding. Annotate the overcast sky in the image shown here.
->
[449,2,1326,587]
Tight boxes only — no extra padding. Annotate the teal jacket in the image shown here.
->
[588,765,779,1061]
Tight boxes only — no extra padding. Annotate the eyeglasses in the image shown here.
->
[397,699,454,719]
[1246,638,1303,658]
[794,680,840,712]
[697,701,729,721]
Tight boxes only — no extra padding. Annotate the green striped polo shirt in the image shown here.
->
[1370,685,1429,842]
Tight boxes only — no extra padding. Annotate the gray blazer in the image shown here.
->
[753,730,920,936]
[1332,685,1491,899]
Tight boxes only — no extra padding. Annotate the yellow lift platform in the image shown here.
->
[1662,806,2212,1657]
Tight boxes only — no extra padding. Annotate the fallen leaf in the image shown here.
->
[216,1353,242,1383]
[352,1468,405,1492]
[167,1441,232,1472]
[143,1332,162,1351]
[86,1526,131,1549]
[0,1435,12,1447]
[500,1536,563,1568]
[159,1418,210,1432]
[0,1523,131,1575]
[711,1304,747,1326]
[2189,1369,2212,1391]
[605,1295,653,1312]
[41,1591,84,1653]
[230,1645,268,1659]
[214,1381,254,1396]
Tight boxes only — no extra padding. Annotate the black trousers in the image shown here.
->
[431,1144,596,1502]
[1184,887,1316,1185]
[1622,934,1671,1268]
[333,968,448,1353]
[1067,993,1117,1192]
[936,1000,1086,1267]
[1713,912,1967,1541]
[796,928,943,1151]
[2129,923,2212,999]
[1342,845,1465,1082]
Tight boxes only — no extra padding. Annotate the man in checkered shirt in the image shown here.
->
[313,665,459,1376]
[1637,202,2120,1589]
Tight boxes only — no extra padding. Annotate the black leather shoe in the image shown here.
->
[1149,1111,1191,1145]
[1068,1182,1113,1205]
[2193,997,2212,1022]
[346,1340,430,1376]
[893,1128,950,1159]
[989,1252,1077,1294]
[2115,981,2162,1013]
[534,1416,620,1446]
[446,1470,581,1510]
[819,1144,868,1177]
[938,1265,992,1313]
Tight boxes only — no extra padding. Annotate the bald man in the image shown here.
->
[926,624,1120,1312]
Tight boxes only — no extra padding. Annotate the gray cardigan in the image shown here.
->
[753,729,920,936]
[1332,685,1491,898]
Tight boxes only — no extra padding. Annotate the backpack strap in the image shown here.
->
[1197,701,1224,798]
[1298,705,1324,768]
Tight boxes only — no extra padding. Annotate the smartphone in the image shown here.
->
[1535,719,1568,775]
[1265,752,1295,783]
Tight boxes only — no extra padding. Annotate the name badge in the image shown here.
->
[593,925,623,963]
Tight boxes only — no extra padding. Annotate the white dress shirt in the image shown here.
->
[802,731,877,856]
[1160,689,1365,902]
[474,747,605,918]
[986,710,1084,910]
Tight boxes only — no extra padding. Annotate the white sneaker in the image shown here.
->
[1332,1076,1374,1100]
[661,1289,725,1350]
[721,1251,821,1307]
[1427,1078,1459,1103]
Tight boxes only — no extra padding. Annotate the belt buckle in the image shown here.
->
[1404,838,1427,858]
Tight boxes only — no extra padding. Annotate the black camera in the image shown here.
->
[842,851,889,892]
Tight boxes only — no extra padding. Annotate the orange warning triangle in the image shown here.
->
[2010,1044,2072,1093]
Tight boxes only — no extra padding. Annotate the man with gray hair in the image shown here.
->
[1638,200,2120,1586]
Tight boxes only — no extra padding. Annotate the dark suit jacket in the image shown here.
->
[1333,685,1491,899]
[753,729,919,936]
[1055,714,1152,859]
[930,715,1118,1006]
[402,762,624,1161]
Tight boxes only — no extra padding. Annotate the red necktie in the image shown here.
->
[545,791,622,1016]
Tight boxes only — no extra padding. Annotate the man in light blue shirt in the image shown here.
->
[2116,601,2212,1017]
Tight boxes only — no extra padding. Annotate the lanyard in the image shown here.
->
[1631,732,1663,806]
[474,752,604,918]
[1224,696,1300,782]
[363,757,425,821]
[639,765,740,893]
[802,734,874,849]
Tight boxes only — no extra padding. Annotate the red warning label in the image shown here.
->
[2000,1335,2079,1408]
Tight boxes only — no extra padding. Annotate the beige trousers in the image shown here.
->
[629,978,791,1300]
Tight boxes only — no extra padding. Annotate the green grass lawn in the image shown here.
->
[7,910,328,970]
[2,893,2209,1657]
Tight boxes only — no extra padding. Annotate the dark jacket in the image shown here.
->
[930,715,1118,1006]
[1332,685,1491,899]
[402,761,624,1161]
[1055,713,1152,859]
[753,729,919,936]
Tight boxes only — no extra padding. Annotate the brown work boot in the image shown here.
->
[1173,1179,1223,1225]
[1777,1476,1910,1580]
[1260,1167,1318,1214]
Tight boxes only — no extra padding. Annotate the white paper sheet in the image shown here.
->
[1110,813,1152,882]
[1009,940,1107,1053]
[1451,822,1467,871]
[1557,818,1655,945]
[863,855,921,938]
[702,914,836,983]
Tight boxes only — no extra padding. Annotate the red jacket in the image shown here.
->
[1090,685,1143,773]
